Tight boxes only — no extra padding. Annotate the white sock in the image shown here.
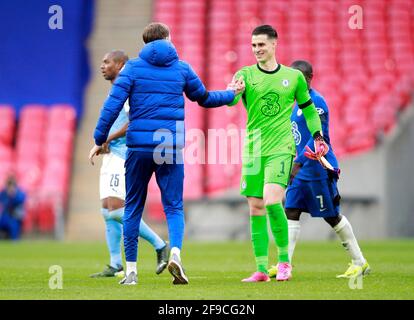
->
[170,247,181,259]
[126,261,136,276]
[333,216,365,266]
[288,220,301,263]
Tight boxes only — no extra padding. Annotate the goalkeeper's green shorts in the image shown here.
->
[240,153,294,198]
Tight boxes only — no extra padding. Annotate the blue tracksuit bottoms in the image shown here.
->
[123,150,184,262]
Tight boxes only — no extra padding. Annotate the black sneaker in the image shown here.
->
[167,253,188,285]
[119,272,137,285]
[90,265,124,278]
[156,244,169,275]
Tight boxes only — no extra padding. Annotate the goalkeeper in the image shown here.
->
[268,60,370,279]
[227,25,328,282]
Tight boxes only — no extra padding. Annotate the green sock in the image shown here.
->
[250,215,269,273]
[266,203,289,263]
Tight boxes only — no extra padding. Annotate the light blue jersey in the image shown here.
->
[108,103,129,160]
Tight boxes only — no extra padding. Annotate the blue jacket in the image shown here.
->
[94,40,235,153]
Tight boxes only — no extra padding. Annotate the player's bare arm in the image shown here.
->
[106,121,128,143]
[100,121,129,153]
[89,121,129,164]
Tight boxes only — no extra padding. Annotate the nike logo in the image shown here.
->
[320,208,327,212]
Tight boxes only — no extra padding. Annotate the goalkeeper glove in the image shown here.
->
[305,131,329,160]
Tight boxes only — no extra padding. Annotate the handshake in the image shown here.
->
[227,76,245,96]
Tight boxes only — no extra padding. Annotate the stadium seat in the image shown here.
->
[394,75,414,109]
[0,144,13,162]
[16,161,42,193]
[0,103,76,234]
[37,197,56,232]
[19,104,48,122]
[346,127,377,154]
[22,196,40,233]
[48,104,77,131]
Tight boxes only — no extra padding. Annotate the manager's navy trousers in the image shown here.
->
[123,150,184,262]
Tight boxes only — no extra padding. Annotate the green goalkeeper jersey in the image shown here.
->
[229,64,312,157]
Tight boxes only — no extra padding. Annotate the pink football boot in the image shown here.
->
[242,272,270,282]
[276,262,292,281]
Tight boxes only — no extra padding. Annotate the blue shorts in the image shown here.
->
[285,178,340,218]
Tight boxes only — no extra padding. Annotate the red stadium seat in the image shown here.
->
[16,162,42,193]
[37,197,56,232]
[22,195,40,233]
[154,0,179,14]
[20,104,48,121]
[0,102,76,235]
[346,128,376,154]
[372,97,398,133]
[48,104,76,131]
[183,101,204,200]
[394,75,414,108]
[0,144,13,162]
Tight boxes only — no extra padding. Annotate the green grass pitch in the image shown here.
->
[0,240,413,300]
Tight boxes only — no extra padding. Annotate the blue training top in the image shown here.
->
[290,88,339,181]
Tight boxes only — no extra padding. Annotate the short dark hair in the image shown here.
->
[290,60,313,80]
[252,25,278,39]
[142,22,170,44]
[108,50,129,65]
